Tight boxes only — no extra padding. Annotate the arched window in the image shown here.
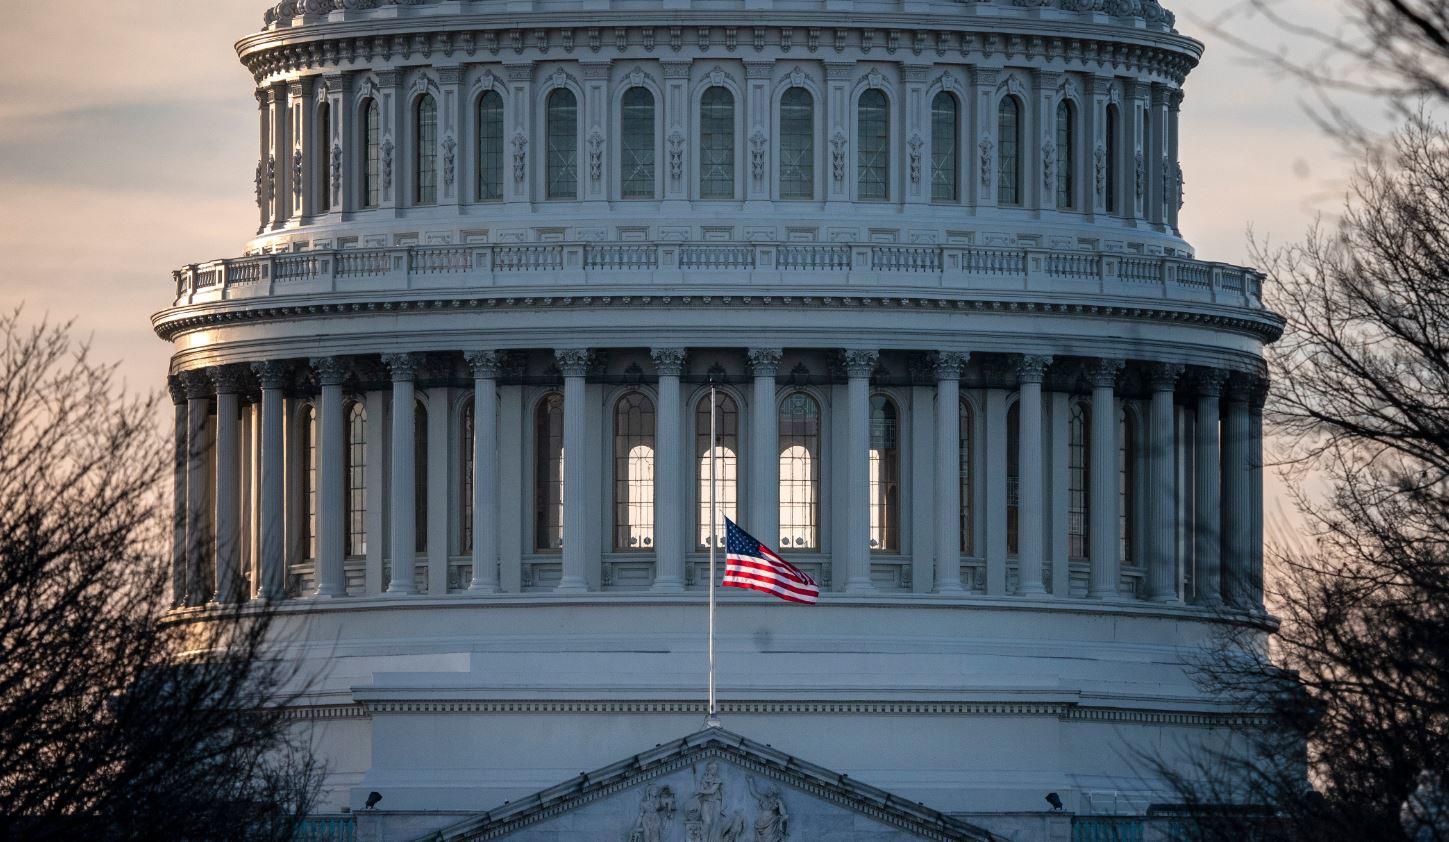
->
[477,90,504,201]
[415,94,438,205]
[959,399,974,555]
[696,392,739,549]
[1120,406,1136,567]
[317,101,332,212]
[1056,100,1076,210]
[779,392,820,550]
[303,405,317,561]
[1068,401,1090,561]
[534,393,565,551]
[1105,104,1120,214]
[997,96,1022,206]
[1006,401,1020,557]
[931,91,959,202]
[857,89,889,201]
[699,87,735,200]
[620,87,656,199]
[868,394,899,553]
[414,402,428,554]
[613,393,656,551]
[361,98,381,208]
[345,402,366,558]
[546,88,578,200]
[779,88,814,200]
[460,401,475,554]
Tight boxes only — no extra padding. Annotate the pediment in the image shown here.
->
[427,728,998,841]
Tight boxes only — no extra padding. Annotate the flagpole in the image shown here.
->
[706,383,720,728]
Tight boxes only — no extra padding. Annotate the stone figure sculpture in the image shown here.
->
[629,784,677,842]
[685,762,747,842]
[746,777,789,842]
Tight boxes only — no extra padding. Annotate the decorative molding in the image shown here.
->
[907,132,924,184]
[511,132,527,184]
[829,129,847,184]
[443,135,457,189]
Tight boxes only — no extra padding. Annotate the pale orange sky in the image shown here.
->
[0,0,1379,543]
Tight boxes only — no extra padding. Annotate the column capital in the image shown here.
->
[310,356,350,387]
[650,348,688,377]
[934,351,969,381]
[1087,358,1124,388]
[747,347,784,376]
[250,360,291,390]
[743,61,774,80]
[1146,362,1185,392]
[207,365,248,395]
[841,349,879,378]
[1224,371,1255,402]
[1194,367,1227,398]
[554,348,592,377]
[465,350,504,378]
[180,369,213,400]
[1250,376,1271,410]
[167,375,188,406]
[381,353,420,382]
[1016,355,1054,385]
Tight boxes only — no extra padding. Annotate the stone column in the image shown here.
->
[556,349,592,593]
[1250,380,1267,611]
[1167,89,1184,234]
[824,63,853,204]
[267,83,289,229]
[651,348,687,592]
[324,73,347,215]
[663,62,691,202]
[933,353,968,593]
[842,349,879,593]
[744,62,773,203]
[581,61,611,202]
[290,77,315,220]
[1148,84,1169,230]
[466,351,502,593]
[1017,355,1052,595]
[983,387,1009,595]
[1147,363,1184,602]
[168,377,188,607]
[747,348,783,547]
[1088,359,1123,599]
[1127,81,1148,221]
[383,353,419,595]
[1222,376,1253,608]
[181,370,212,606]
[254,90,270,234]
[1034,69,1060,213]
[504,63,535,203]
[1088,75,1111,216]
[439,65,464,208]
[209,366,245,603]
[902,63,930,207]
[971,67,1000,208]
[1194,369,1225,606]
[311,357,349,598]
[252,361,289,601]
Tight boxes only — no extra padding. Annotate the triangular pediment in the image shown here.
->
[424,727,998,841]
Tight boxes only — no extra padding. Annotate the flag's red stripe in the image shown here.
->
[725,558,812,586]
[725,554,816,586]
[721,578,818,604]
[722,561,818,591]
[722,569,820,599]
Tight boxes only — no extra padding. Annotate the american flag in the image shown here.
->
[721,518,819,604]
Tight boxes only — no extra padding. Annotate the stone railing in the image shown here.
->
[171,242,1266,311]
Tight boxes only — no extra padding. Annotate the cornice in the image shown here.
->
[235,16,1202,86]
[153,288,1285,347]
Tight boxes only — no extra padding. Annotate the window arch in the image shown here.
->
[1006,401,1020,557]
[959,398,974,555]
[361,97,381,208]
[414,402,428,554]
[931,91,959,202]
[620,87,656,199]
[1056,100,1076,210]
[477,90,504,201]
[613,392,656,551]
[696,392,740,549]
[545,88,578,200]
[460,400,475,554]
[1106,103,1120,214]
[699,86,735,200]
[534,393,565,551]
[1120,406,1137,567]
[1068,401,1090,561]
[868,394,899,553]
[779,88,814,200]
[317,101,332,212]
[415,94,438,205]
[779,391,821,550]
[857,89,889,201]
[997,95,1022,206]
[345,401,366,558]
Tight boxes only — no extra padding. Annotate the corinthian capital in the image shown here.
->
[841,349,879,379]
[381,353,420,382]
[180,369,213,401]
[465,350,503,378]
[746,348,783,377]
[650,348,688,377]
[250,360,291,390]
[208,365,248,395]
[554,348,592,377]
[310,356,350,387]
[1016,355,1054,384]
[1194,367,1227,398]
[1147,362,1185,392]
[1088,358,1124,389]
[934,352,968,381]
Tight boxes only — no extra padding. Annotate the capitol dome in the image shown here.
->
[159,0,1278,837]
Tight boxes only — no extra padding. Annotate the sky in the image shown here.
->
[0,0,1380,542]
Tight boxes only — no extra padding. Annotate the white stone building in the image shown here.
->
[158,0,1279,838]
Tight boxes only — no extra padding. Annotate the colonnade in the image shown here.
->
[168,348,1264,611]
